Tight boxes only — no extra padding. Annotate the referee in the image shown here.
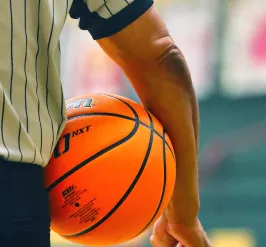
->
[0,0,211,247]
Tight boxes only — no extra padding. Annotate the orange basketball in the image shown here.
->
[44,93,176,246]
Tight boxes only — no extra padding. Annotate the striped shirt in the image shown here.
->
[0,0,153,167]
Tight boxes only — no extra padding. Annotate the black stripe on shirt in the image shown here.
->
[18,0,29,162]
[57,0,69,137]
[24,0,29,132]
[9,0,14,102]
[1,92,10,159]
[46,0,56,155]
[65,0,69,21]
[5,0,14,160]
[31,148,37,164]
[18,122,23,162]
[104,0,113,16]
[33,0,44,165]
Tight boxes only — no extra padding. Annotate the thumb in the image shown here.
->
[150,233,178,247]
[150,218,178,247]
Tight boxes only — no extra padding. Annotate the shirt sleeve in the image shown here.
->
[69,0,154,40]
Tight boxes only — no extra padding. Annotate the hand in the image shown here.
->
[150,216,211,247]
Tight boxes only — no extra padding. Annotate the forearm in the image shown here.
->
[123,46,200,224]
[97,6,200,224]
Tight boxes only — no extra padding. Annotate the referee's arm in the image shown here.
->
[98,7,210,247]
[70,1,211,246]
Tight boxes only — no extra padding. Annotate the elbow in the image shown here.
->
[155,41,195,97]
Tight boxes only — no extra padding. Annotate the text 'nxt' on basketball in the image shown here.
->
[53,125,91,158]
[72,125,91,137]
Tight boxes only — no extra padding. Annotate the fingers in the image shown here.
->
[167,219,211,247]
[150,234,178,247]
[150,218,178,247]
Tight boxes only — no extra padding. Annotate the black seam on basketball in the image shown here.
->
[67,112,174,158]
[136,127,167,236]
[62,103,155,238]
[46,96,140,192]
[103,94,175,158]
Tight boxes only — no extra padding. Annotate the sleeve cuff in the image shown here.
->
[89,0,154,40]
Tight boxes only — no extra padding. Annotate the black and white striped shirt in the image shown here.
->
[0,0,153,167]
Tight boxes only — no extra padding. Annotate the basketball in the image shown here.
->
[43,93,176,246]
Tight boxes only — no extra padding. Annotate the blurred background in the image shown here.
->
[53,0,266,246]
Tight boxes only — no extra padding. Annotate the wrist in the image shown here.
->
[163,198,200,225]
